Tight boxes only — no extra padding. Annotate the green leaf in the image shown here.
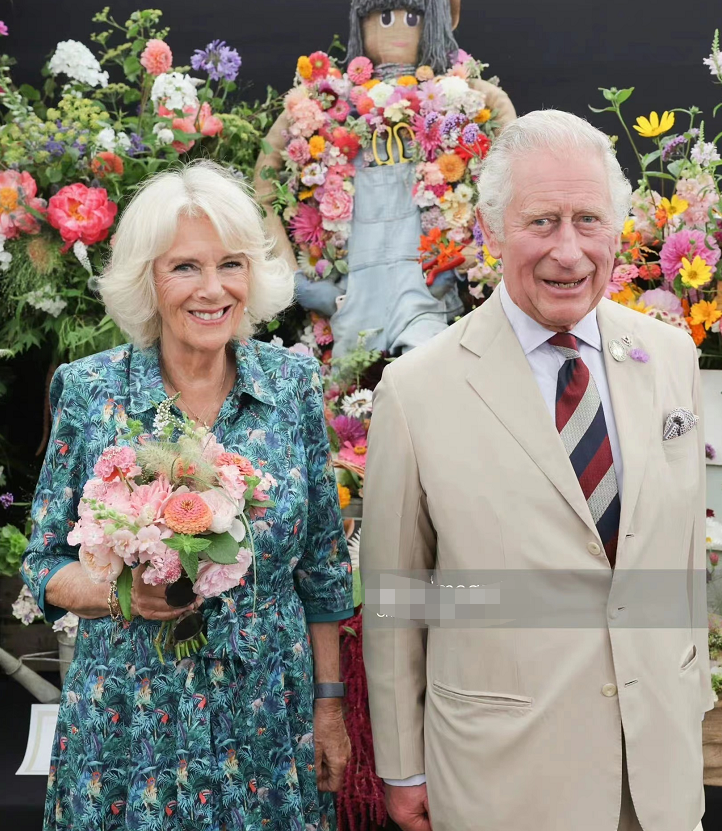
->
[644,171,677,182]
[19,84,40,101]
[179,548,200,583]
[204,531,242,564]
[46,167,63,184]
[342,625,357,637]
[123,55,142,80]
[352,568,364,607]
[266,319,280,332]
[335,259,349,275]
[640,150,661,169]
[588,105,615,114]
[117,565,133,621]
[615,87,634,105]
[260,138,274,155]
[601,88,615,102]
[244,475,261,492]
[673,275,684,296]
[164,534,211,554]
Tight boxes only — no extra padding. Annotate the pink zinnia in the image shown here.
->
[605,263,638,298]
[327,99,351,123]
[164,492,214,535]
[660,229,721,280]
[0,21,7,36]
[339,439,368,468]
[314,318,334,345]
[140,39,173,76]
[347,56,373,85]
[329,415,366,446]
[290,202,325,246]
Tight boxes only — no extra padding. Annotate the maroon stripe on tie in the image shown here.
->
[577,434,614,501]
[555,362,589,433]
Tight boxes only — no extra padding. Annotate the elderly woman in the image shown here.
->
[21,161,353,831]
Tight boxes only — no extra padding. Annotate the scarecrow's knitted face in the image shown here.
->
[361,8,424,66]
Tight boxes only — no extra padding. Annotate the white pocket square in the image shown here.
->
[663,407,699,441]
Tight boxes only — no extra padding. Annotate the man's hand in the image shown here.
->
[313,699,351,792]
[386,783,433,831]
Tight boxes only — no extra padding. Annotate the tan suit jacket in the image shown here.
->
[361,290,715,831]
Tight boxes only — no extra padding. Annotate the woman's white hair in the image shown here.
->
[100,160,294,348]
[476,109,632,238]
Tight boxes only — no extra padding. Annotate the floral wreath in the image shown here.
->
[280,49,500,283]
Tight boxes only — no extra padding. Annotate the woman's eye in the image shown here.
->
[405,11,420,27]
[380,10,395,27]
[173,263,195,272]
[222,261,243,269]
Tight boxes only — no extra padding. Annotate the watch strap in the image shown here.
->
[314,682,346,699]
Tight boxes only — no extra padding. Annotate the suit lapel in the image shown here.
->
[596,299,654,541]
[461,291,598,537]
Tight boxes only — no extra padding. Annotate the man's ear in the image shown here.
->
[475,208,502,259]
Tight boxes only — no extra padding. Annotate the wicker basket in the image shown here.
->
[704,698,722,787]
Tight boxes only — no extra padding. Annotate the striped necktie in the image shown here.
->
[548,333,620,567]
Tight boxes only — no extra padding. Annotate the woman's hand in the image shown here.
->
[313,698,351,792]
[131,564,198,621]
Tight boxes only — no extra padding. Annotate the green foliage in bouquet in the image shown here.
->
[0,523,29,577]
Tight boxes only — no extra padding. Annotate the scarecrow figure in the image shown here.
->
[255,0,515,357]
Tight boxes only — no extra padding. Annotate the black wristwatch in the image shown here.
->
[314,682,346,699]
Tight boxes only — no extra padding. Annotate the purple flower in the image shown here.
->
[706,443,717,461]
[462,123,480,145]
[472,219,484,248]
[424,112,441,131]
[0,21,8,37]
[44,140,66,158]
[0,493,13,509]
[628,348,649,363]
[126,132,148,157]
[191,40,242,82]
[441,113,466,137]
[661,134,687,162]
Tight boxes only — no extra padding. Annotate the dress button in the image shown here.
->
[587,542,602,556]
[601,683,618,697]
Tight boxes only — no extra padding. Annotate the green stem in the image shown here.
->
[153,623,166,665]
[657,138,665,200]
[614,106,649,192]
[239,512,258,624]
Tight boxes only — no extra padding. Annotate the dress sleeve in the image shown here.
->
[21,365,84,622]
[293,358,354,622]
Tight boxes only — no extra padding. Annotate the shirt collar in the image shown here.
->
[128,339,276,416]
[498,281,601,356]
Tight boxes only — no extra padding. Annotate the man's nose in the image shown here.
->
[550,221,584,269]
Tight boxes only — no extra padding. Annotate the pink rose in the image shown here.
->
[143,548,182,585]
[192,551,251,598]
[327,99,350,122]
[287,138,311,164]
[199,488,239,533]
[77,540,125,583]
[319,187,353,223]
[47,183,117,250]
[130,475,174,525]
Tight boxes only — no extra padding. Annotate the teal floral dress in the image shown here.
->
[22,339,354,831]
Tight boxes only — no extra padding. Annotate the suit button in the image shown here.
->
[601,683,618,697]
[587,542,602,556]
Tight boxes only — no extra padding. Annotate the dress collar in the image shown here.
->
[498,281,602,356]
[128,339,277,417]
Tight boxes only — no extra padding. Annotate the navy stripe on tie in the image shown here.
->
[556,359,576,403]
[568,403,607,479]
[595,492,621,546]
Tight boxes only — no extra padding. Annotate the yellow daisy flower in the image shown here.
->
[396,75,419,87]
[308,136,326,158]
[622,218,636,237]
[679,255,713,288]
[659,194,689,218]
[633,111,675,138]
[689,299,722,330]
[482,245,497,267]
[475,108,492,124]
[297,56,312,81]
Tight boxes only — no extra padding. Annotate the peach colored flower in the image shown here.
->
[216,452,255,476]
[93,445,141,483]
[0,169,46,239]
[197,102,223,137]
[164,492,213,534]
[192,550,252,597]
[199,489,238,534]
[437,153,467,183]
[91,152,124,177]
[140,39,173,76]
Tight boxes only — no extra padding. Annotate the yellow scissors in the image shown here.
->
[372,122,416,166]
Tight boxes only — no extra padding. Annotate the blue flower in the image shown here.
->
[190,40,242,83]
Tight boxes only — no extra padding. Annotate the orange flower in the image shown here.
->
[91,152,124,177]
[419,227,443,253]
[688,322,707,346]
[362,79,381,90]
[337,484,351,510]
[297,56,312,80]
[308,135,326,158]
[654,207,668,229]
[437,153,466,183]
[216,452,256,476]
[415,65,435,81]
[164,492,213,534]
[475,109,492,124]
[397,75,418,87]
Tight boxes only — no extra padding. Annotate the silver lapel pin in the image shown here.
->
[608,339,628,362]
[621,335,633,348]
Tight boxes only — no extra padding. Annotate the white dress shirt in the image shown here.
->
[384,284,623,788]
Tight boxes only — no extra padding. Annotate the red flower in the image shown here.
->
[455,133,491,162]
[330,127,361,160]
[308,51,330,81]
[638,263,662,280]
[91,152,124,178]
[47,183,117,250]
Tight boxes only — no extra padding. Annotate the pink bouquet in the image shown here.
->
[68,396,275,660]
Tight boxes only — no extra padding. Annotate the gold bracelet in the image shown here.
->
[107,580,122,622]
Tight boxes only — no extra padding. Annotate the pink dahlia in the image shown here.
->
[412,114,444,160]
[660,229,721,280]
[347,56,373,85]
[313,317,334,345]
[140,39,173,76]
[290,202,325,246]
[329,415,366,446]
[130,475,174,525]
[47,183,117,249]
[0,170,46,239]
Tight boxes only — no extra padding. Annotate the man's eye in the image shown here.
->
[380,10,395,26]
[405,11,420,26]
[580,215,598,224]
[532,218,550,227]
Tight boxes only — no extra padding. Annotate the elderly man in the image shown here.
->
[361,110,714,831]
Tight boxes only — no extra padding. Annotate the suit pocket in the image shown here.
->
[680,643,698,673]
[662,427,696,462]
[432,680,533,708]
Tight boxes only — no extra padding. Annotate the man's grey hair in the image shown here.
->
[476,110,632,239]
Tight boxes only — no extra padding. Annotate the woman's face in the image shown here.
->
[153,214,250,355]
[361,8,424,66]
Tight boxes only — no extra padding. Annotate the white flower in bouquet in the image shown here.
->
[706,516,722,550]
[438,75,470,106]
[367,82,395,108]
[25,285,67,317]
[690,141,721,168]
[12,585,43,625]
[153,124,175,146]
[48,40,109,88]
[150,71,202,112]
[341,389,373,419]
[704,50,722,78]
[0,233,12,272]
[95,127,131,153]
[52,613,79,640]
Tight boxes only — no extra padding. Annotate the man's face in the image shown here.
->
[479,151,620,332]
[361,8,423,66]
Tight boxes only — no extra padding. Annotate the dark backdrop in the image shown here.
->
[1,0,721,181]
